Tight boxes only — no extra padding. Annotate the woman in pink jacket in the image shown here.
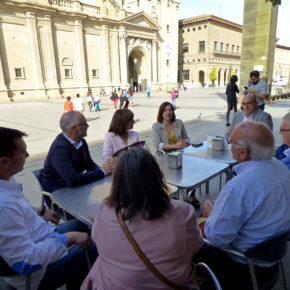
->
[81,148,203,290]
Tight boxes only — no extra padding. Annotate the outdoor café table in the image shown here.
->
[51,175,113,227]
[156,154,229,200]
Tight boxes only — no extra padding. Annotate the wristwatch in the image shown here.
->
[40,205,46,216]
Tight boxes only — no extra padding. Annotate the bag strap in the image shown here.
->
[116,208,188,290]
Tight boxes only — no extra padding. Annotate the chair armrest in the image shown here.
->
[156,149,166,156]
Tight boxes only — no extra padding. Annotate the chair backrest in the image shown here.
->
[32,169,44,191]
[196,262,222,290]
[244,230,290,263]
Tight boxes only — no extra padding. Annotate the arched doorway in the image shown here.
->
[128,47,149,92]
[218,69,222,86]
[224,70,227,86]
[198,70,205,87]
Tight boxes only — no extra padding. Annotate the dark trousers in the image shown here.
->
[38,220,98,290]
[258,104,265,111]
[226,102,237,122]
[194,244,277,290]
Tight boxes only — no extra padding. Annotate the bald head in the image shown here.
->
[60,111,84,133]
[232,122,274,160]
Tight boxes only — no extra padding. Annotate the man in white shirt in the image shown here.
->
[197,122,290,290]
[73,93,85,112]
[0,127,97,289]
[225,94,273,142]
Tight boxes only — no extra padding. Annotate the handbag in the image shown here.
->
[116,208,189,290]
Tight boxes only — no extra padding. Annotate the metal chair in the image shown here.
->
[0,257,30,290]
[196,262,222,290]
[204,230,290,290]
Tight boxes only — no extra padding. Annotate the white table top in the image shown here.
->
[51,154,229,226]
[181,141,237,165]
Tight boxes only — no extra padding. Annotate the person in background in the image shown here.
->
[119,90,125,109]
[276,112,290,169]
[225,75,239,127]
[102,109,138,162]
[110,89,119,109]
[73,93,85,112]
[86,91,93,112]
[64,96,73,112]
[81,148,203,290]
[170,88,178,110]
[244,70,268,111]
[147,86,151,98]
[94,93,101,112]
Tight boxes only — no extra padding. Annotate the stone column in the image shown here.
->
[74,19,88,94]
[26,11,45,98]
[240,0,278,95]
[42,15,59,97]
[101,24,111,87]
[0,51,9,101]
[111,28,120,85]
[152,38,158,84]
[119,26,128,85]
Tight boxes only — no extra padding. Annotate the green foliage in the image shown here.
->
[265,0,281,6]
[209,67,217,84]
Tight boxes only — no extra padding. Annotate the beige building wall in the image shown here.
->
[0,0,179,102]
[178,15,242,88]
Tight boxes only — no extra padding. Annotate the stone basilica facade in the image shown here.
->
[0,0,179,102]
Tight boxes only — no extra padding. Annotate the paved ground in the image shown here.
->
[0,87,289,288]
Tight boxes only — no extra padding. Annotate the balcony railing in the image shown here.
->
[213,50,241,58]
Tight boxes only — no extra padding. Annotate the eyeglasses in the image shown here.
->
[76,122,89,127]
[241,101,256,106]
[279,127,290,132]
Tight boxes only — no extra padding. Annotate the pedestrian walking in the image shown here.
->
[87,92,93,112]
[170,88,178,110]
[147,86,151,98]
[73,93,85,112]
[119,90,125,109]
[225,75,239,126]
[110,89,119,109]
[64,96,73,112]
[94,94,101,112]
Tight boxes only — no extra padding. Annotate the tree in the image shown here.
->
[209,67,217,85]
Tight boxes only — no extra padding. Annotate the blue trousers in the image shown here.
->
[95,101,100,111]
[38,220,98,290]
[171,97,176,109]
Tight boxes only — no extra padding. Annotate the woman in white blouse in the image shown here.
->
[103,109,139,162]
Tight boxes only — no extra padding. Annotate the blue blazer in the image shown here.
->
[41,134,104,192]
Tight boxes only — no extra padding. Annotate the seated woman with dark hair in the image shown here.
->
[81,148,203,290]
[102,109,138,162]
[152,102,189,151]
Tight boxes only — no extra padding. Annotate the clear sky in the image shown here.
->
[179,0,290,46]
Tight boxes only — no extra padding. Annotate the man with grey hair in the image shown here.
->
[41,111,114,193]
[198,122,290,289]
[225,94,273,142]
[275,112,290,169]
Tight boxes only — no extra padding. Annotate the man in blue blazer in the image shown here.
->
[41,111,114,193]
[276,112,290,169]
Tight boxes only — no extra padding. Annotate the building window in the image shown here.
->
[181,70,189,81]
[183,43,188,54]
[166,25,170,32]
[182,29,184,33]
[204,25,207,29]
[187,28,190,32]
[220,42,223,51]
[226,44,229,52]
[232,45,235,52]
[198,26,201,30]
[64,68,72,79]
[214,41,217,52]
[166,59,170,66]
[92,69,99,79]
[199,41,205,53]
[192,27,195,31]
[15,67,25,79]
[237,46,240,52]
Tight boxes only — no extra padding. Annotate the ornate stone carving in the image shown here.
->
[127,37,152,54]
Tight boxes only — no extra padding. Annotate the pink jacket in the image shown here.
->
[81,200,203,290]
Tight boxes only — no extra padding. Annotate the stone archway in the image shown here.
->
[198,70,205,87]
[128,46,149,92]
